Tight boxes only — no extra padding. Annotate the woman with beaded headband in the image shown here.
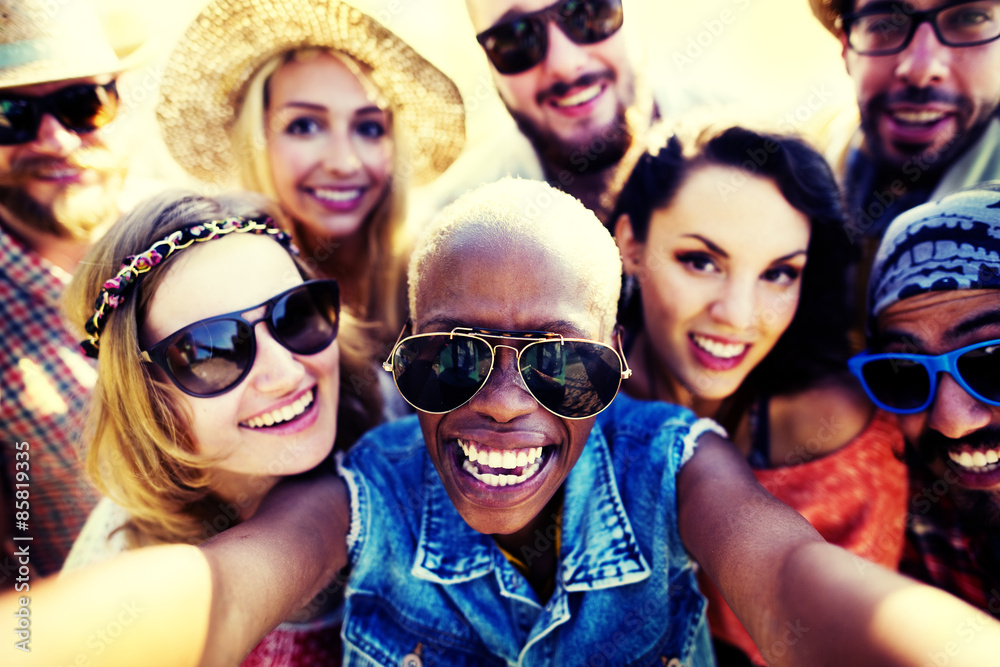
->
[156,0,465,352]
[611,124,909,666]
[62,190,382,664]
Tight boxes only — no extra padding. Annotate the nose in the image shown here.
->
[895,22,950,88]
[467,346,539,422]
[321,129,362,176]
[248,324,306,395]
[542,21,589,80]
[707,277,756,332]
[31,113,82,156]
[926,373,992,439]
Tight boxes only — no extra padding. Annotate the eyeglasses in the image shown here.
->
[848,338,1000,413]
[383,326,632,419]
[141,280,340,398]
[475,0,624,75]
[0,82,119,146]
[842,0,1000,55]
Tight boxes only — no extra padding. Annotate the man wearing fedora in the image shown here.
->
[415,0,697,225]
[0,0,137,582]
[851,183,1000,620]
[810,0,1000,243]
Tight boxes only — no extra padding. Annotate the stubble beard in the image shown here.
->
[0,148,126,243]
[861,87,998,184]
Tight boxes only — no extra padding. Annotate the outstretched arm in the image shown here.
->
[680,432,1000,667]
[2,474,349,667]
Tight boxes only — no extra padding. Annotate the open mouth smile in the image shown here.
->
[456,438,551,488]
[242,388,315,429]
[948,445,1000,474]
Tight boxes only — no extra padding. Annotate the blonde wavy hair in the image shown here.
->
[232,48,410,346]
[64,190,382,547]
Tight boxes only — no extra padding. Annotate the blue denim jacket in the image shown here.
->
[337,395,724,667]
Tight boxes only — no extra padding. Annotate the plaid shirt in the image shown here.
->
[901,464,1000,618]
[0,221,99,578]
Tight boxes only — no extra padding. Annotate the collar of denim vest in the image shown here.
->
[411,425,651,592]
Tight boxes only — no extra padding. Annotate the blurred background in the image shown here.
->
[98,0,856,186]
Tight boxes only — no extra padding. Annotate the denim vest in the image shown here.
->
[337,395,722,667]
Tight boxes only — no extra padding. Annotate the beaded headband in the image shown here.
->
[80,216,294,359]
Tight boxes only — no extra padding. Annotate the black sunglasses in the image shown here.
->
[0,82,119,146]
[383,325,631,419]
[848,338,1000,414]
[141,280,340,398]
[476,0,624,75]
[843,0,1000,56]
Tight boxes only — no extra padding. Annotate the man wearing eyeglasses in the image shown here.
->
[810,0,1000,242]
[0,0,136,583]
[850,183,1000,618]
[415,0,677,224]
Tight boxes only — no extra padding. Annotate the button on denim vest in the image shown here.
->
[338,395,722,666]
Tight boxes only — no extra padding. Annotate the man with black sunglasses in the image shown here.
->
[851,183,1000,619]
[0,0,139,583]
[415,0,688,224]
[810,0,1000,243]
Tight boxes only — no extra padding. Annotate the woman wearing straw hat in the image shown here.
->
[156,0,465,349]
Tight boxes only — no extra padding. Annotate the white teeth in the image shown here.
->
[893,110,946,125]
[245,390,314,428]
[692,334,748,360]
[462,458,543,488]
[552,83,601,108]
[312,187,362,202]
[948,446,1000,472]
[37,167,79,179]
[457,439,547,487]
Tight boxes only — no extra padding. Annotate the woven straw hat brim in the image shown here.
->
[156,0,466,186]
[0,0,122,88]
[809,0,845,35]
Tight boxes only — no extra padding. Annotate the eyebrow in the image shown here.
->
[274,101,326,112]
[949,309,1000,341]
[682,235,806,264]
[853,0,901,13]
[771,250,807,264]
[682,234,728,258]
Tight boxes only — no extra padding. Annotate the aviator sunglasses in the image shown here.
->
[0,82,119,146]
[383,326,632,419]
[475,0,624,75]
[141,280,340,398]
[848,338,1000,414]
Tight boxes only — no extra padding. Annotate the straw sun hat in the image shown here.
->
[157,0,466,186]
[0,0,124,88]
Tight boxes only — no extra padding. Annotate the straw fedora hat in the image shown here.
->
[0,0,125,88]
[157,0,466,186]
[809,0,847,36]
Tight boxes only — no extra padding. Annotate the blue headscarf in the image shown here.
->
[868,183,1000,328]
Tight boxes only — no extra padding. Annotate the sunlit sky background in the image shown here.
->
[100,0,856,184]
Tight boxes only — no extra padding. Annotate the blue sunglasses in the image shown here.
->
[848,338,1000,414]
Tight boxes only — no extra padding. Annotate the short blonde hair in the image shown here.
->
[231,47,410,342]
[65,190,381,546]
[409,178,622,339]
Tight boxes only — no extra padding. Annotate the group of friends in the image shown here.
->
[3,0,1000,665]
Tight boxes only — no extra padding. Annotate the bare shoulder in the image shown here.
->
[768,372,875,464]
